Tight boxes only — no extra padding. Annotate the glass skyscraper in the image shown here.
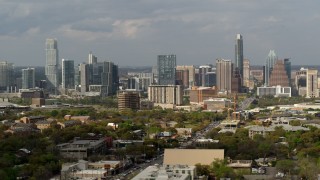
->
[62,59,75,90]
[22,68,35,89]
[45,38,59,94]
[157,54,176,85]
[264,50,277,86]
[235,34,243,79]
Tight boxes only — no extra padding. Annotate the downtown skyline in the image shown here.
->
[0,0,320,67]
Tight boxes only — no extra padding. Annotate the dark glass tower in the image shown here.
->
[157,55,176,85]
[235,34,243,79]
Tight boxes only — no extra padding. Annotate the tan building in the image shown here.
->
[163,149,224,166]
[189,86,217,104]
[148,85,183,106]
[117,90,140,111]
[176,69,189,88]
[306,69,319,98]
[250,69,264,83]
[216,58,232,93]
[203,98,231,111]
[269,60,290,87]
[243,59,250,87]
[176,65,195,87]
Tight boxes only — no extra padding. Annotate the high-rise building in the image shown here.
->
[157,55,176,85]
[243,59,250,88]
[176,65,195,88]
[148,85,183,106]
[216,59,233,93]
[0,61,14,92]
[62,59,75,90]
[45,38,59,95]
[118,91,140,111]
[22,68,35,89]
[269,60,290,87]
[295,68,307,96]
[235,34,243,80]
[197,65,212,87]
[264,50,277,86]
[284,58,292,86]
[175,69,189,88]
[79,61,119,96]
[88,52,97,64]
[306,69,319,98]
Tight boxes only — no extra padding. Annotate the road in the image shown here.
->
[238,97,255,111]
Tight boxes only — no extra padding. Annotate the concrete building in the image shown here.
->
[88,51,98,64]
[157,55,176,85]
[257,86,291,97]
[243,59,250,88]
[133,165,196,180]
[176,69,189,88]
[306,69,318,98]
[216,58,232,93]
[163,149,224,166]
[118,90,140,111]
[203,98,231,111]
[22,68,35,89]
[148,85,183,106]
[295,68,307,96]
[45,38,59,95]
[61,59,75,91]
[176,65,195,88]
[189,87,217,104]
[57,137,108,160]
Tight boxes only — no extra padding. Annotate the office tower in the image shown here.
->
[243,59,250,88]
[306,69,319,98]
[22,68,35,89]
[62,59,75,90]
[264,50,277,86]
[118,91,140,111]
[148,85,183,105]
[284,58,291,86]
[295,68,307,96]
[45,38,59,95]
[269,60,290,87]
[88,52,98,64]
[232,70,241,93]
[157,55,176,85]
[216,58,233,93]
[235,34,244,79]
[205,72,216,87]
[127,77,139,90]
[79,63,90,94]
[176,65,195,88]
[0,61,14,92]
[197,65,212,87]
[175,69,189,88]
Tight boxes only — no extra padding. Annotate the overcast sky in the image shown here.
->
[0,0,319,67]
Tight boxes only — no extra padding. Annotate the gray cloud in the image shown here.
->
[0,0,319,66]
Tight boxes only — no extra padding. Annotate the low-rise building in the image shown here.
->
[163,149,224,166]
[247,124,309,139]
[257,86,291,97]
[132,164,196,180]
[35,120,56,132]
[57,137,108,160]
[58,120,81,129]
[203,98,231,111]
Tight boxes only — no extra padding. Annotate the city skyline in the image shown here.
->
[1,1,320,66]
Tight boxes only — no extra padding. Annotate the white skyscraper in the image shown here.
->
[45,38,59,94]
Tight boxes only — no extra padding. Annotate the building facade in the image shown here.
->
[157,55,176,85]
[176,65,195,88]
[269,60,290,87]
[243,59,250,88]
[264,50,277,86]
[118,91,140,111]
[148,85,183,106]
[62,59,75,90]
[216,58,232,93]
[306,69,319,98]
[22,68,35,89]
[0,61,14,92]
[235,34,244,80]
[45,38,59,95]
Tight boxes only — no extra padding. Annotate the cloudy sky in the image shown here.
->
[0,0,319,67]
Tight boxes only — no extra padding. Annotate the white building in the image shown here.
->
[148,85,183,107]
[132,165,196,180]
[257,86,291,97]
